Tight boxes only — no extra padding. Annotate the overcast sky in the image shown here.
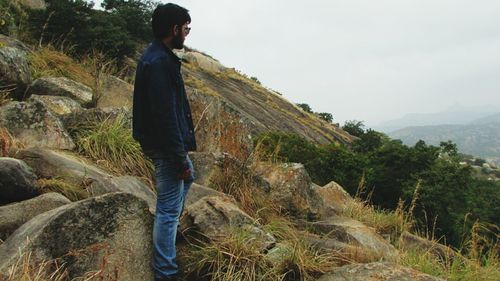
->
[96,0,500,126]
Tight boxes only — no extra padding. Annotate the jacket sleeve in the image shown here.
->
[147,58,187,162]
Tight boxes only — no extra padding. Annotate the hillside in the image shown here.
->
[388,116,500,161]
[1,1,498,279]
[177,49,354,146]
[0,34,454,280]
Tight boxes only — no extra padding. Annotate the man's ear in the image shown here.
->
[173,25,179,36]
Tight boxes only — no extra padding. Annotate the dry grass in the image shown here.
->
[184,73,220,98]
[181,229,279,281]
[398,217,499,281]
[263,218,339,280]
[208,153,279,223]
[80,50,119,107]
[3,251,68,281]
[37,178,90,202]
[274,240,338,281]
[0,127,25,157]
[73,115,154,187]
[339,178,420,241]
[2,248,121,281]
[0,84,15,105]
[29,45,93,86]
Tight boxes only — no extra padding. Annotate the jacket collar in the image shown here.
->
[153,39,181,63]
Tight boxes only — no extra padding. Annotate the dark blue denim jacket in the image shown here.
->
[132,40,196,160]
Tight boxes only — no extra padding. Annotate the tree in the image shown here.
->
[353,129,384,153]
[318,112,333,123]
[296,103,313,113]
[342,120,365,138]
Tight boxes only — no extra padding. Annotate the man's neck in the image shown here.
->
[162,38,174,50]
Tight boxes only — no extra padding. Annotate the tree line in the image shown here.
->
[2,0,157,65]
[256,122,499,248]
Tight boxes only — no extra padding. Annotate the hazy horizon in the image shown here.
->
[93,0,500,127]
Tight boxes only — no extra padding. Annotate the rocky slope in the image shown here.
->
[0,34,450,280]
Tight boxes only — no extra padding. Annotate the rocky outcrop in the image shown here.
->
[313,181,354,215]
[400,231,457,261]
[0,35,32,100]
[317,262,444,281]
[0,192,154,280]
[0,157,39,205]
[254,162,324,219]
[96,75,133,108]
[189,152,270,192]
[0,99,75,150]
[61,107,131,134]
[19,0,46,10]
[30,94,83,116]
[184,182,232,207]
[13,148,156,210]
[0,192,70,241]
[27,77,93,106]
[189,152,219,187]
[183,66,355,146]
[181,196,275,252]
[304,216,398,262]
[178,50,225,73]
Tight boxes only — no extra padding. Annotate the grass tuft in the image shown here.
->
[275,240,337,281]
[4,251,68,281]
[0,127,25,157]
[37,178,89,202]
[399,221,499,281]
[73,115,154,187]
[29,45,93,86]
[208,154,279,224]
[181,229,278,281]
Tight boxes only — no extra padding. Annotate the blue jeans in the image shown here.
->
[152,156,194,279]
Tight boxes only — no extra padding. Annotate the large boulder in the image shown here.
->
[184,182,232,207]
[303,232,373,264]
[313,181,355,216]
[30,94,83,116]
[189,151,219,187]
[0,192,154,280]
[96,75,133,108]
[0,157,39,205]
[254,162,324,219]
[180,196,275,252]
[304,216,398,262]
[0,192,70,241]
[19,0,46,10]
[0,35,32,100]
[317,262,444,281]
[189,152,270,192]
[13,148,156,210]
[177,50,225,73]
[400,231,457,261]
[26,77,93,106]
[61,107,131,134]
[0,99,75,150]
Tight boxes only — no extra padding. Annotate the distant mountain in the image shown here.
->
[374,105,500,133]
[388,114,500,160]
[469,112,500,125]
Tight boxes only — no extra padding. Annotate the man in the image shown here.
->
[132,3,196,281]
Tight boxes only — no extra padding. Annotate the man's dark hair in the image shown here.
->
[152,3,191,39]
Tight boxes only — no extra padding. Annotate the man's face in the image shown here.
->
[172,22,191,49]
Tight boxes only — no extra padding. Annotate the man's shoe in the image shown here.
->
[155,275,178,281]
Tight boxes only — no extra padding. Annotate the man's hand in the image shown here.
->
[175,159,191,180]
